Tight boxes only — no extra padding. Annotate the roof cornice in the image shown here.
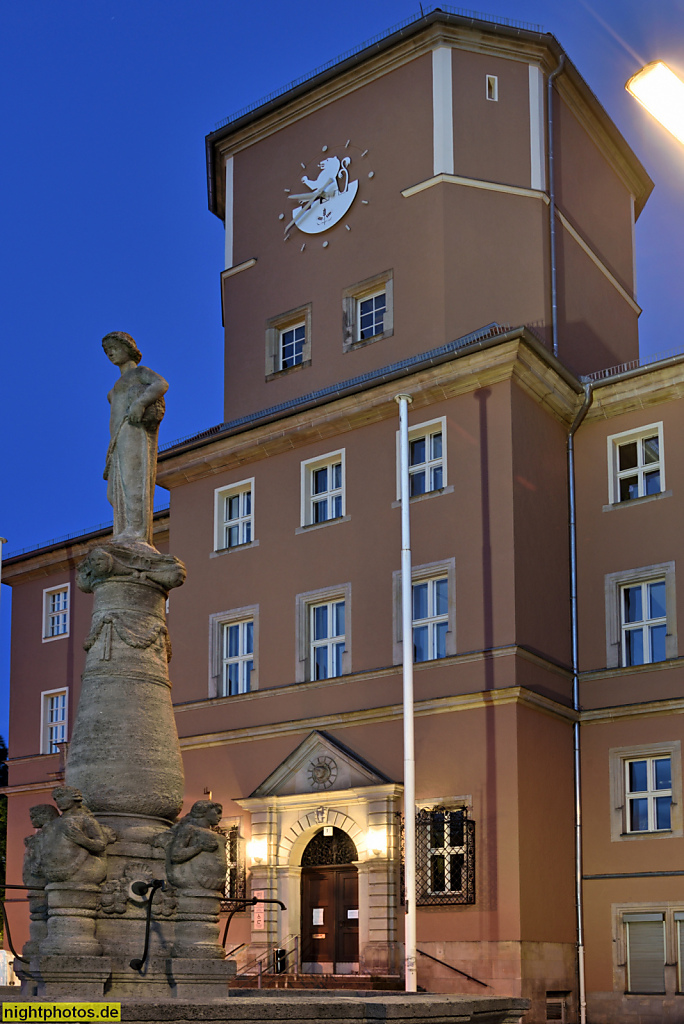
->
[156,329,582,489]
[205,10,652,221]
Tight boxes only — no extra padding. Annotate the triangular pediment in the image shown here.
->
[249,731,392,798]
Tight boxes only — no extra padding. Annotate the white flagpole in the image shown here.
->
[395,393,416,993]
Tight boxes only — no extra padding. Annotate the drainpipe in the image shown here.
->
[568,382,592,1024]
[547,56,565,358]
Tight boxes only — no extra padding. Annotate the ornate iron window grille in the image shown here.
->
[415,807,475,906]
[301,826,358,867]
[220,824,246,911]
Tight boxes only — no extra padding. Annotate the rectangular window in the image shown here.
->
[208,604,258,698]
[410,430,443,496]
[605,562,676,670]
[621,578,667,666]
[624,913,665,993]
[608,423,664,504]
[393,559,456,666]
[396,418,447,500]
[214,479,254,551]
[415,807,475,906]
[342,270,393,351]
[626,756,672,833]
[301,450,346,527]
[413,577,448,662]
[41,689,68,754]
[310,600,345,680]
[265,303,312,378]
[222,819,247,907]
[43,585,69,641]
[486,75,498,101]
[221,619,254,696]
[295,583,351,683]
[358,291,386,341]
[280,322,306,370]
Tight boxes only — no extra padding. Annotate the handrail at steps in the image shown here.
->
[416,947,489,987]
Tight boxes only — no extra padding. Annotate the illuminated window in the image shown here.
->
[221,619,254,696]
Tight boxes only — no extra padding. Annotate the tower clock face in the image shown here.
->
[280,142,374,248]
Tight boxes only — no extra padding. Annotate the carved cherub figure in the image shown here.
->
[159,801,227,894]
[38,786,116,886]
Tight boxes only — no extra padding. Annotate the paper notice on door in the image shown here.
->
[252,890,265,931]
[313,908,324,925]
[347,909,359,919]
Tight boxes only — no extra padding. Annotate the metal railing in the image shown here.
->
[212,6,543,130]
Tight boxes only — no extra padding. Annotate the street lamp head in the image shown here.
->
[626,61,684,147]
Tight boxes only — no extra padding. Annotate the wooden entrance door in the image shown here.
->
[301,865,359,971]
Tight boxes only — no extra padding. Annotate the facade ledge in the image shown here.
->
[157,334,583,489]
[602,490,672,512]
[174,684,576,752]
[210,540,260,558]
[391,485,454,508]
[295,515,351,535]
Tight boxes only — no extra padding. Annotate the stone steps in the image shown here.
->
[230,973,404,991]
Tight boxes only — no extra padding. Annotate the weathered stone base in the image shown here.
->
[16,955,236,1001]
[2,993,528,1023]
[16,957,113,999]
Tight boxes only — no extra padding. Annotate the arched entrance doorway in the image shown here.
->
[300,826,358,974]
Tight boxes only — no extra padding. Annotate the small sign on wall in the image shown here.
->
[253,890,265,931]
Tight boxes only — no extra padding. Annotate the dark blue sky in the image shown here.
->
[2,0,684,743]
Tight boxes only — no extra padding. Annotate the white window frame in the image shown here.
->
[609,741,682,842]
[42,584,70,642]
[342,270,393,351]
[620,578,667,668]
[40,687,68,754]
[295,583,351,683]
[393,559,456,665]
[604,562,676,669]
[265,303,312,378]
[214,478,255,552]
[221,618,255,697]
[208,605,259,698]
[607,422,664,506]
[486,75,498,101]
[279,321,306,371]
[300,449,346,528]
[395,417,447,500]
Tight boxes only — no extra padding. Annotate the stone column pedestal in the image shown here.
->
[41,883,102,957]
[172,891,224,959]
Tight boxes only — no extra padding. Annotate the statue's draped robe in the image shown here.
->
[105,366,165,546]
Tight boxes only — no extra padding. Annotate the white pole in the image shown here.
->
[395,393,416,993]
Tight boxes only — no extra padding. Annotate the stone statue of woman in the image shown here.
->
[102,332,168,549]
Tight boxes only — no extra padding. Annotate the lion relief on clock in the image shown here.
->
[281,143,374,244]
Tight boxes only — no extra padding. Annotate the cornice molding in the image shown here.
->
[2,516,170,584]
[157,337,580,488]
[176,685,576,753]
[587,360,684,422]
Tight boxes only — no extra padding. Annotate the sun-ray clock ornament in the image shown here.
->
[280,142,374,249]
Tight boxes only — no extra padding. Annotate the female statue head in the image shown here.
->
[102,331,142,366]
